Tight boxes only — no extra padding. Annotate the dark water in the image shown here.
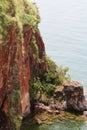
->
[23,0,87,130]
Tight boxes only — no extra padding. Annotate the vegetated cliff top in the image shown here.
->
[0,0,40,44]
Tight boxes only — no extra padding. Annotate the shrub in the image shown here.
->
[0,0,40,44]
[29,56,70,100]
[44,56,70,85]
[29,78,43,100]
[57,65,70,84]
[29,77,56,101]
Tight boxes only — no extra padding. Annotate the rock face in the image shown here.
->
[0,0,87,129]
[0,0,47,129]
[64,81,87,112]
[34,81,87,114]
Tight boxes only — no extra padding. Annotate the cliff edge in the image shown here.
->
[0,0,47,129]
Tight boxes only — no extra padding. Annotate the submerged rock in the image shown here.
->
[64,80,87,112]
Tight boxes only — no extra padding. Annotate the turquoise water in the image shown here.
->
[23,0,87,130]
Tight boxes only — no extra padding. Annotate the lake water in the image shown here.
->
[22,0,87,130]
[31,0,87,90]
[22,118,87,130]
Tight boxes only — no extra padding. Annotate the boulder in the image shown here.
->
[63,80,87,112]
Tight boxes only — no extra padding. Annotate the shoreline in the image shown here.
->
[21,110,87,129]
[21,80,87,128]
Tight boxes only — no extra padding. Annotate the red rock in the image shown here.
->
[0,25,47,129]
[0,0,47,129]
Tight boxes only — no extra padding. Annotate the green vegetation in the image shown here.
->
[0,0,70,129]
[8,89,22,130]
[23,0,40,25]
[0,0,41,128]
[45,56,70,85]
[29,33,39,60]
[0,0,40,44]
[30,56,70,100]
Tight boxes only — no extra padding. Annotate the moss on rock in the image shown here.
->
[0,0,40,44]
[0,0,41,130]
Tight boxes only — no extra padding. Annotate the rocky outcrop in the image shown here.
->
[35,103,60,114]
[64,80,87,112]
[0,0,47,129]
[35,81,87,115]
[0,0,87,129]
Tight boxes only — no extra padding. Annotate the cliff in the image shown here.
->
[0,0,47,129]
[1,1,85,130]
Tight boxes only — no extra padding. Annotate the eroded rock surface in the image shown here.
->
[64,80,87,112]
[0,0,47,129]
[35,80,87,114]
